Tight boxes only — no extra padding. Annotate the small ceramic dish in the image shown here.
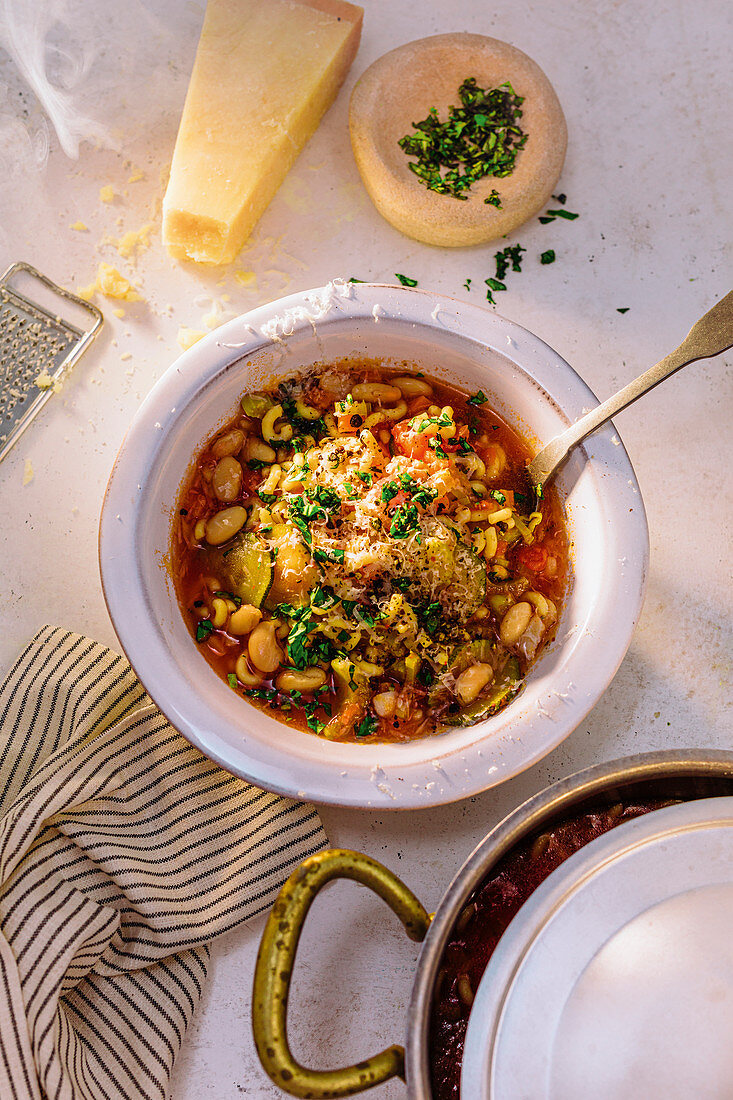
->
[99,281,648,809]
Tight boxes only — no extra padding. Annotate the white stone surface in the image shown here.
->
[0,0,731,1096]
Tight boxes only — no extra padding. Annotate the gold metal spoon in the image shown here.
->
[527,290,733,494]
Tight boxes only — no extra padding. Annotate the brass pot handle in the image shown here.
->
[252,847,431,1098]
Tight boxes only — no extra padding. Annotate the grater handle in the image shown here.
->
[1,261,103,339]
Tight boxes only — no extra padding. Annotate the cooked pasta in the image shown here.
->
[173,364,568,742]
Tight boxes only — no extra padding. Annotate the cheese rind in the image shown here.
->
[162,0,363,265]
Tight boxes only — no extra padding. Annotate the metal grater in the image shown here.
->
[0,261,103,463]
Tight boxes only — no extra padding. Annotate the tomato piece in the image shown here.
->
[515,545,548,572]
[392,420,429,460]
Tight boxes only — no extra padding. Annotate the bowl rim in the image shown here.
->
[99,281,649,810]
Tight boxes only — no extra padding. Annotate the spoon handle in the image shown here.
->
[528,290,733,490]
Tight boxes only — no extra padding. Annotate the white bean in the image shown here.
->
[455,663,494,704]
[373,690,398,718]
[244,437,277,464]
[212,429,244,459]
[235,653,263,686]
[212,456,243,502]
[392,376,433,397]
[205,506,247,546]
[275,667,327,693]
[228,604,262,635]
[499,601,533,645]
[248,620,283,673]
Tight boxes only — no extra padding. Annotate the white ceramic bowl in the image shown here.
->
[99,282,648,809]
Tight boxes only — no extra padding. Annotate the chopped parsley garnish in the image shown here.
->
[389,502,420,539]
[617,307,630,314]
[485,244,526,302]
[288,495,327,545]
[308,486,341,511]
[398,78,528,200]
[539,208,579,223]
[348,276,366,282]
[247,459,267,470]
[453,436,474,455]
[464,278,472,291]
[381,481,399,503]
[227,672,238,689]
[428,435,448,460]
[279,394,328,440]
[540,249,556,264]
[395,273,418,287]
[419,601,442,636]
[553,193,567,204]
[495,244,526,278]
[468,390,488,406]
[484,189,502,208]
[356,471,373,486]
[355,713,378,737]
[311,586,337,609]
[489,489,506,504]
[278,606,317,669]
[314,547,345,565]
[196,619,213,642]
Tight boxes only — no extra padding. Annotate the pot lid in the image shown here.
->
[461,796,733,1099]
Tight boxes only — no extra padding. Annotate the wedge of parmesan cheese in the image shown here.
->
[162,0,363,265]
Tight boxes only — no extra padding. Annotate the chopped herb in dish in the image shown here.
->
[395,273,418,287]
[398,78,528,200]
[540,249,556,264]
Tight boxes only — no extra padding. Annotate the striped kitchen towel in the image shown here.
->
[0,626,327,1100]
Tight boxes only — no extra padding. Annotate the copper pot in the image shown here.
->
[252,749,733,1097]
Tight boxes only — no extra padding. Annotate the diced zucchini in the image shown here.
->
[201,531,273,608]
[424,535,455,587]
[241,392,275,419]
[405,651,421,684]
[450,638,495,673]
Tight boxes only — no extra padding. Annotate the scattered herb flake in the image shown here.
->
[196,619,213,642]
[227,672,238,689]
[617,307,630,313]
[395,273,418,287]
[484,189,502,207]
[540,249,556,265]
[468,390,488,406]
[464,278,472,290]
